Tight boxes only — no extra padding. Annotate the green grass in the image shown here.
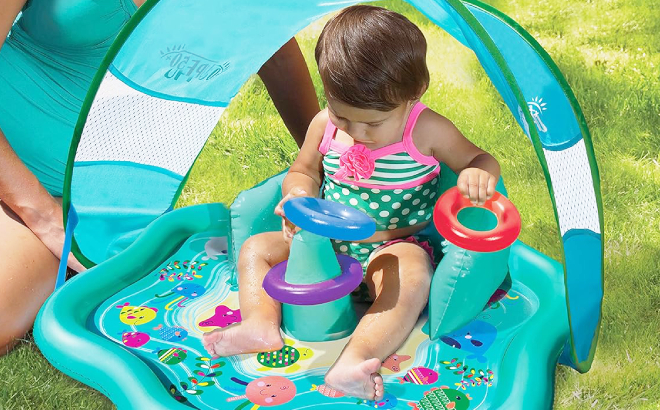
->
[2,0,658,408]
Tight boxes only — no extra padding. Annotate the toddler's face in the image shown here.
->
[327,97,412,148]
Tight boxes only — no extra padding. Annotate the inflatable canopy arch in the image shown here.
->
[35,0,603,408]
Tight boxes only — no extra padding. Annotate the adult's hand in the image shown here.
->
[0,132,86,273]
[23,198,86,273]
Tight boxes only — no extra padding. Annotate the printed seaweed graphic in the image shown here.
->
[158,260,207,282]
[169,384,189,403]
[442,358,494,389]
[179,357,225,396]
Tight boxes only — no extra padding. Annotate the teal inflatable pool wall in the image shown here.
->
[36,170,569,409]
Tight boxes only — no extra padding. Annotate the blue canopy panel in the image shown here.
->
[66,0,355,265]
[409,0,603,371]
[454,1,603,371]
[64,0,602,372]
[69,70,224,263]
[109,1,348,106]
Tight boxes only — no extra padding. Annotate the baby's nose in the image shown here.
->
[347,125,366,140]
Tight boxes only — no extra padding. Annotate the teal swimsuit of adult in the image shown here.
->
[0,0,138,196]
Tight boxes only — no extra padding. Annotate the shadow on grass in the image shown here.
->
[0,333,114,410]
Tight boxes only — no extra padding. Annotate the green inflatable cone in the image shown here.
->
[281,230,358,341]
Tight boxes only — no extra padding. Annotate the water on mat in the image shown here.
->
[93,232,536,409]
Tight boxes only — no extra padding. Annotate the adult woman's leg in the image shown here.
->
[258,37,320,148]
[0,201,60,356]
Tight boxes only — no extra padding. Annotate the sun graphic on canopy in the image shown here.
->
[528,96,547,111]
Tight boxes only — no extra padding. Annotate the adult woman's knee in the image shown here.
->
[0,298,27,357]
[0,334,19,357]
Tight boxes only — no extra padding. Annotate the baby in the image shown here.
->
[203,5,500,401]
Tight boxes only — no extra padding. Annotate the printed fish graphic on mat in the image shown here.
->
[398,367,439,385]
[310,384,344,398]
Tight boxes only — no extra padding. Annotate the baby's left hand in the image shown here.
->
[457,168,497,206]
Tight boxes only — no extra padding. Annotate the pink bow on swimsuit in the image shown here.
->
[334,144,375,182]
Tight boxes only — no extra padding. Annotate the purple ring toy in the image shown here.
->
[263,254,363,305]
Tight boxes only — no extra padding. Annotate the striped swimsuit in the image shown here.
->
[319,102,441,281]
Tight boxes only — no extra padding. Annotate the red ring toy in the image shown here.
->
[433,186,521,252]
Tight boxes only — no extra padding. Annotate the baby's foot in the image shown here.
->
[325,356,384,401]
[202,320,283,357]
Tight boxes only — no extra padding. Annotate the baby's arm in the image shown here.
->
[275,109,329,239]
[414,110,500,205]
[281,110,327,198]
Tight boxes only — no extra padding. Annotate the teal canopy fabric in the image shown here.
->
[62,0,602,372]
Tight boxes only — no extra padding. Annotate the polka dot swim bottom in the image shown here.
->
[332,235,435,276]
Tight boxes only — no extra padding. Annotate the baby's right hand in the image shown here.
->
[274,187,309,242]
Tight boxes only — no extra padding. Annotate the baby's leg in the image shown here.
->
[202,232,289,357]
[324,242,433,401]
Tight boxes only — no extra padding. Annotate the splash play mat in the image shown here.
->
[37,172,569,409]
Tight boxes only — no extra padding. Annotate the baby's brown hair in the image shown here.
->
[315,5,430,111]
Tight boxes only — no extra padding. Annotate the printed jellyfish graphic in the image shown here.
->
[155,283,206,310]
[227,376,296,409]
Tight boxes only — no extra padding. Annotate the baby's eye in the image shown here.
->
[368,122,383,127]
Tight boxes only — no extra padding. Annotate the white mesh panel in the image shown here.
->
[75,71,225,176]
[543,139,600,236]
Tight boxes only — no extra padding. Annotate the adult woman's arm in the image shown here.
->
[0,0,26,49]
[0,0,85,271]
[258,38,320,148]
[0,135,86,272]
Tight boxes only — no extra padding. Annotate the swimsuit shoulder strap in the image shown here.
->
[402,102,439,166]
